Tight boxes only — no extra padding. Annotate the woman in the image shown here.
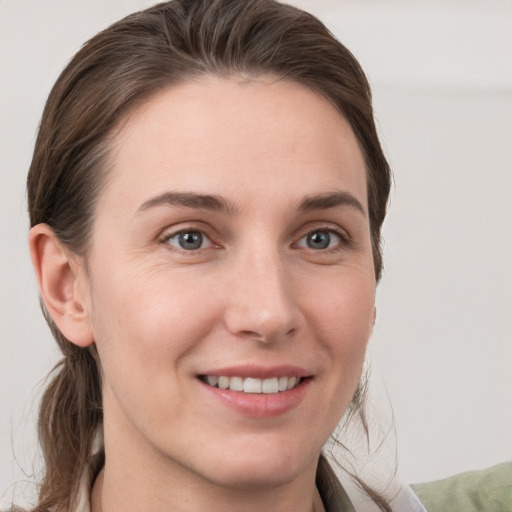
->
[25,1,419,511]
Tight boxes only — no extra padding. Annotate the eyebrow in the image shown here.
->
[136,189,365,217]
[136,192,239,215]
[297,191,366,216]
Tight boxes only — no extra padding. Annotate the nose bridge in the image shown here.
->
[225,240,299,342]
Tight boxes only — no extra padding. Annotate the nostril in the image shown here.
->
[240,330,269,343]
[224,297,301,343]
[238,327,296,343]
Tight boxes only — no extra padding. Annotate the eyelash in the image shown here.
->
[159,225,351,254]
[296,227,350,252]
[160,228,216,252]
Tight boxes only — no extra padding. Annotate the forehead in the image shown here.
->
[103,75,367,212]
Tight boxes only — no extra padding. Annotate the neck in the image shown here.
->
[91,467,326,512]
[91,400,323,512]
[90,421,325,512]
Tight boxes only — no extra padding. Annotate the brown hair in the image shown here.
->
[27,1,392,510]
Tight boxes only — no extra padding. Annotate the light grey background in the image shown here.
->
[1,0,511,508]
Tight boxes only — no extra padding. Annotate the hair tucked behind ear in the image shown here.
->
[32,309,102,512]
[27,1,392,510]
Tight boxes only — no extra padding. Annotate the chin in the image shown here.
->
[206,464,302,491]
[195,442,319,491]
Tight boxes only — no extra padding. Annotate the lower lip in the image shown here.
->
[200,378,311,418]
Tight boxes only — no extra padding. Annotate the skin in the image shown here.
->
[31,76,376,512]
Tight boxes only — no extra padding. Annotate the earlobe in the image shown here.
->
[29,224,94,347]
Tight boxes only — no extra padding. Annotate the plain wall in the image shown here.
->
[1,0,511,508]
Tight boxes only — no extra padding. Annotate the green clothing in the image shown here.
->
[412,462,512,512]
[5,460,510,511]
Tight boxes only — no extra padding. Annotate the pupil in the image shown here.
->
[308,231,330,249]
[179,231,202,250]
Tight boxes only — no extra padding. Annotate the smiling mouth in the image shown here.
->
[199,375,305,394]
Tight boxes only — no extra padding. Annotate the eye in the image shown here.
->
[164,230,212,251]
[297,229,343,250]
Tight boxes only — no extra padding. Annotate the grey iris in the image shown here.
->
[179,231,203,250]
[307,231,330,249]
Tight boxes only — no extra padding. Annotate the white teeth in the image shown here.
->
[243,378,262,393]
[262,377,279,394]
[204,375,302,393]
[206,375,219,387]
[218,376,230,389]
[286,376,297,390]
[229,376,244,392]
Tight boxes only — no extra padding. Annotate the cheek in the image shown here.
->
[298,271,374,440]
[87,268,226,433]
[308,268,375,375]
[87,262,219,384]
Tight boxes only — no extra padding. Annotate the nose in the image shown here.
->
[223,248,302,344]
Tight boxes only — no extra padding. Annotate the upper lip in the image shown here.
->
[199,365,311,380]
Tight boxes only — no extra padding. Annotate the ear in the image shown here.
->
[29,224,94,347]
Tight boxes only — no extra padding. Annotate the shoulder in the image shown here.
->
[412,462,512,512]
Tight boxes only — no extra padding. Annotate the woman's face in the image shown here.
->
[81,76,376,489]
